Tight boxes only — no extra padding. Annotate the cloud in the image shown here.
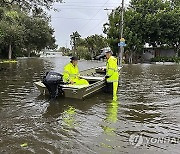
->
[49,0,130,48]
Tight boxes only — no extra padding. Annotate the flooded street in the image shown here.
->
[0,56,180,154]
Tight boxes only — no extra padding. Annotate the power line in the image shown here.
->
[54,7,114,10]
[61,2,120,4]
[82,16,108,37]
[55,4,120,7]
[51,17,101,20]
[54,4,119,10]
[78,0,111,34]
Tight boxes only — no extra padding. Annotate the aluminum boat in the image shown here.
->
[34,67,110,99]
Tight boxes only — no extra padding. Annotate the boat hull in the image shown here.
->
[62,79,105,99]
[34,66,122,99]
[34,67,106,99]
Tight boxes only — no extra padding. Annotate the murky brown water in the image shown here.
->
[0,56,180,154]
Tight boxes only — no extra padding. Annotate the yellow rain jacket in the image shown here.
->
[63,63,89,85]
[106,56,119,82]
[106,56,119,101]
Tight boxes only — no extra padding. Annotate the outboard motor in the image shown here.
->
[43,71,64,98]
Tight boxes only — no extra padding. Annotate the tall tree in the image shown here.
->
[158,2,180,55]
[22,16,56,57]
[0,0,63,10]
[104,0,180,63]
[103,8,121,56]
[130,0,180,54]
[0,6,57,59]
[85,34,107,59]
[0,9,24,59]
[70,31,81,55]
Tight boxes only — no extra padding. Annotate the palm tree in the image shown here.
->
[70,31,81,55]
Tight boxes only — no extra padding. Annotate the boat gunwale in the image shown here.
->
[62,77,105,91]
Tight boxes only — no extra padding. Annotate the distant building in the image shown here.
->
[40,49,62,57]
[142,44,176,62]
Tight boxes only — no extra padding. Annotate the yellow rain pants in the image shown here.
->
[106,56,119,101]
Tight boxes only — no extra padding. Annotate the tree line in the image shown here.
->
[59,31,108,60]
[59,0,179,62]
[0,0,62,59]
[1,0,179,62]
[104,0,180,63]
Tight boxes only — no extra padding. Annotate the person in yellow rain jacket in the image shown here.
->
[63,56,89,85]
[105,50,119,101]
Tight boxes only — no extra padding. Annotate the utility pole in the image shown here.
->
[118,0,125,66]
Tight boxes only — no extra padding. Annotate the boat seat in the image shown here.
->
[80,76,104,82]
[62,84,89,89]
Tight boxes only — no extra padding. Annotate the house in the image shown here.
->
[142,44,176,62]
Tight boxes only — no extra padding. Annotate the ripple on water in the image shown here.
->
[1,60,180,153]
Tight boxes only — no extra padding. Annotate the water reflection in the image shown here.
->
[106,100,119,123]
[102,100,119,135]
[62,106,77,128]
[1,58,180,154]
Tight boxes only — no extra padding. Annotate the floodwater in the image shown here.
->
[0,56,180,154]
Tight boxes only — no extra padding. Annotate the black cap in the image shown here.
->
[70,56,78,61]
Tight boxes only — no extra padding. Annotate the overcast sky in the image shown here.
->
[49,0,130,48]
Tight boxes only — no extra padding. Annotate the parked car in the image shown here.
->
[94,47,111,61]
[94,52,106,61]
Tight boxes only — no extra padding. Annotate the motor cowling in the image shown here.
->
[43,71,64,98]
